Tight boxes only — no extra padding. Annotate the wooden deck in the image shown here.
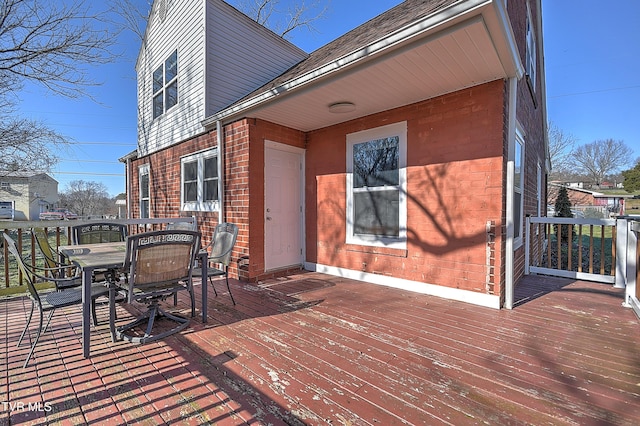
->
[1,272,639,425]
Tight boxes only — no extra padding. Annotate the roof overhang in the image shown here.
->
[202,0,524,132]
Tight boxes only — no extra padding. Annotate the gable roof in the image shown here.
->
[203,0,524,132]
[0,171,56,182]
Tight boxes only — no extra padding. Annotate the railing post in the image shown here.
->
[614,216,628,289]
[625,219,639,310]
[524,216,531,275]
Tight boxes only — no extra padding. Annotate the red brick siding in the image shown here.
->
[509,0,548,285]
[241,119,305,281]
[307,81,506,296]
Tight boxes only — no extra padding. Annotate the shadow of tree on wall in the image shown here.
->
[317,160,493,287]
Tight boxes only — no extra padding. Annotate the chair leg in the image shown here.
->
[91,299,99,326]
[209,276,218,296]
[189,287,195,318]
[17,300,35,347]
[225,272,236,305]
[109,284,118,342]
[23,310,54,369]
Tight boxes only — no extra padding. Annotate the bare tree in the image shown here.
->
[110,0,151,41]
[0,0,119,175]
[570,139,634,188]
[0,118,67,176]
[0,0,118,102]
[237,0,329,38]
[60,180,113,218]
[114,0,328,41]
[547,122,576,180]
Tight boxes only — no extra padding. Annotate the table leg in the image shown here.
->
[82,266,93,358]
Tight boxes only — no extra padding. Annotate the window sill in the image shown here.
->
[345,243,408,258]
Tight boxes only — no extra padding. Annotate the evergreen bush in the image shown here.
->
[554,186,575,242]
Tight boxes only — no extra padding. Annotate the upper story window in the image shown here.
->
[346,122,407,249]
[153,50,178,119]
[525,4,537,93]
[181,149,218,212]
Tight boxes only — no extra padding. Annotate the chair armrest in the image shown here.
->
[30,262,80,278]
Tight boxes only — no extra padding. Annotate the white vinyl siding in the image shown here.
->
[136,0,306,157]
[136,0,206,156]
[204,1,307,116]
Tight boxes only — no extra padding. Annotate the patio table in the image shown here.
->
[59,242,208,358]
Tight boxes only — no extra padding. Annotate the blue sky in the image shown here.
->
[14,0,640,196]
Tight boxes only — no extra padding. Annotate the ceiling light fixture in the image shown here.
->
[328,102,356,113]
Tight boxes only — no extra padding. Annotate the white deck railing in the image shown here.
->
[526,215,640,316]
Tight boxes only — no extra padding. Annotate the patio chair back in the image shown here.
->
[33,228,62,271]
[3,233,44,305]
[193,222,239,304]
[208,222,238,266]
[111,230,201,343]
[72,223,128,245]
[166,218,197,231]
[125,230,201,292]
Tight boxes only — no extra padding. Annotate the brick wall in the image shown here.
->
[307,81,507,296]
[509,0,548,285]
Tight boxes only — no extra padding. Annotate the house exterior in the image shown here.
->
[548,182,630,217]
[123,0,548,309]
[0,171,58,221]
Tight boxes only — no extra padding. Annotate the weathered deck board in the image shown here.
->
[1,273,639,425]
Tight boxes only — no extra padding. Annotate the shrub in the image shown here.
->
[554,186,575,242]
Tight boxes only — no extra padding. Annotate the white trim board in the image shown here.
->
[306,262,501,309]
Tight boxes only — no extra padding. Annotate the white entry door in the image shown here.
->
[264,142,304,270]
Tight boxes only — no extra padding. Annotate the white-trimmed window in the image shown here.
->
[525,4,537,93]
[181,149,218,211]
[346,122,407,248]
[139,165,150,219]
[153,50,178,119]
[513,129,525,245]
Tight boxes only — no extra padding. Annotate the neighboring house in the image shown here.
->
[123,0,548,309]
[0,171,58,221]
[548,182,631,216]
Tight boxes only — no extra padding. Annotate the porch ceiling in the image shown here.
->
[206,1,523,132]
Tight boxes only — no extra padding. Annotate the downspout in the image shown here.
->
[504,77,518,310]
[126,157,132,219]
[217,120,224,223]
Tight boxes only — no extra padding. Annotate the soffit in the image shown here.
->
[206,1,522,132]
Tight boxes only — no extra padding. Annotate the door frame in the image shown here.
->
[264,140,306,271]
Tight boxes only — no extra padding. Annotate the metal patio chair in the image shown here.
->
[71,222,128,245]
[109,230,201,344]
[32,227,80,289]
[71,222,128,283]
[192,222,238,305]
[3,233,110,368]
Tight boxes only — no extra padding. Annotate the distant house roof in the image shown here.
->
[549,182,634,199]
[0,171,57,182]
